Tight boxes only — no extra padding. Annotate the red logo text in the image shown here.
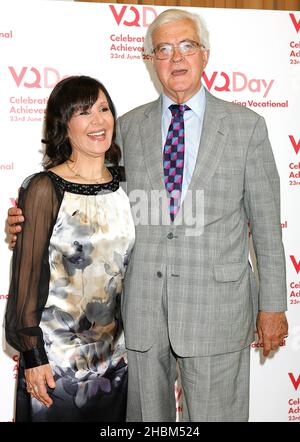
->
[202,72,274,98]
[9,67,67,89]
[290,256,300,274]
[289,373,300,391]
[109,5,157,27]
[12,354,19,380]
[290,13,300,33]
[289,135,300,154]
[0,30,13,39]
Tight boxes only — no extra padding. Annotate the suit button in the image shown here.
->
[167,233,174,239]
[157,271,163,278]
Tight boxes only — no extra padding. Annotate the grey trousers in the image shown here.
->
[126,290,250,422]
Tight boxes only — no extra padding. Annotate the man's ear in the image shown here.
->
[202,48,210,70]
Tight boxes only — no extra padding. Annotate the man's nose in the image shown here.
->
[171,46,183,62]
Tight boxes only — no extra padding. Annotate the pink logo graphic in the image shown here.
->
[288,373,300,391]
[202,72,274,98]
[290,13,300,33]
[290,255,300,274]
[9,67,66,88]
[109,5,157,27]
[289,135,300,154]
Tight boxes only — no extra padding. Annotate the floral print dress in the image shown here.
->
[5,168,135,422]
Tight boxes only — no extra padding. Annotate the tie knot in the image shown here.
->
[169,104,190,117]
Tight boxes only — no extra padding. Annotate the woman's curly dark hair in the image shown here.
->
[42,75,121,169]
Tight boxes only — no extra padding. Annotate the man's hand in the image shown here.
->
[25,364,56,407]
[7,207,24,249]
[256,311,288,357]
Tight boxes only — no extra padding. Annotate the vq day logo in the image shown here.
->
[109,5,157,27]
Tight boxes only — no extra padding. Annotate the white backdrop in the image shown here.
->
[0,0,299,422]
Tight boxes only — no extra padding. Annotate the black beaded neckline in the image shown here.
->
[47,166,119,195]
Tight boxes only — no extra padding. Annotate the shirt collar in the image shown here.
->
[162,85,206,119]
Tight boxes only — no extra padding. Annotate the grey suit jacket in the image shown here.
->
[116,88,287,357]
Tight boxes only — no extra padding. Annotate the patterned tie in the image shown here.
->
[163,104,190,222]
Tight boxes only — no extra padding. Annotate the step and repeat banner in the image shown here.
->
[0,0,299,422]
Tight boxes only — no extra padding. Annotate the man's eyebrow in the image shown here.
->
[155,39,197,46]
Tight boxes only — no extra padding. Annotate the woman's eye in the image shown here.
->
[99,106,109,112]
[79,110,90,116]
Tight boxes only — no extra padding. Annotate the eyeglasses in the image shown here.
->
[152,40,205,60]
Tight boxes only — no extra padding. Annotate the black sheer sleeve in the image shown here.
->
[5,172,62,368]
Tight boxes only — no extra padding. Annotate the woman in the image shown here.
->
[5,76,135,422]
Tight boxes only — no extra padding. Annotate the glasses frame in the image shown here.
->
[152,39,205,60]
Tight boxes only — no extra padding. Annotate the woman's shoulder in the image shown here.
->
[20,171,55,191]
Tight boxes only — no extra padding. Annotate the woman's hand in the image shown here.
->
[25,364,56,407]
[6,207,24,249]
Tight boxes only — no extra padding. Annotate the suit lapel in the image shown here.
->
[140,97,165,191]
[188,89,229,192]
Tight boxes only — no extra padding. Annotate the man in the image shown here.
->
[8,9,288,422]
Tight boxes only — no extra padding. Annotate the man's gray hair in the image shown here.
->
[144,8,210,55]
